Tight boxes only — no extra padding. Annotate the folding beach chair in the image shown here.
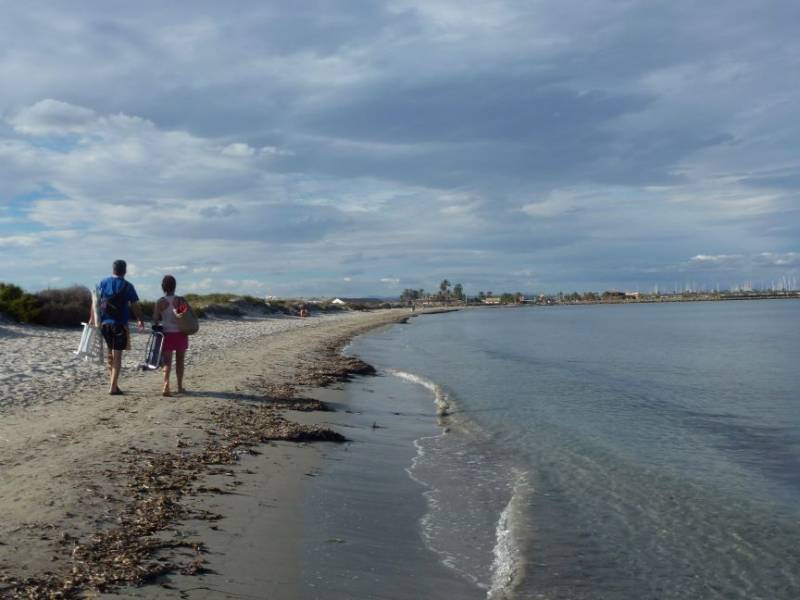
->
[74,289,104,365]
[74,322,104,365]
[141,326,165,371]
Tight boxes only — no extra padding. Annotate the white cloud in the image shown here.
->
[689,254,743,265]
[186,278,214,292]
[222,142,256,157]
[753,252,800,267]
[1,3,798,296]
[222,279,265,289]
[520,190,586,218]
[10,99,96,135]
[192,265,224,273]
[159,265,190,273]
[0,234,40,247]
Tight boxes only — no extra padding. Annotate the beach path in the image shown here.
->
[0,310,409,596]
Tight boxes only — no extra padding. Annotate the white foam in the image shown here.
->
[488,469,531,599]
[389,369,451,416]
[392,367,530,597]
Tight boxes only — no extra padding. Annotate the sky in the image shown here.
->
[1,0,798,299]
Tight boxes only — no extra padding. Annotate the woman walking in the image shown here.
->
[152,275,189,396]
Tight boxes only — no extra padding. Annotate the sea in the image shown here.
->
[300,300,800,600]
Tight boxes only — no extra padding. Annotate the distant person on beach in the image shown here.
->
[93,259,144,395]
[152,275,189,397]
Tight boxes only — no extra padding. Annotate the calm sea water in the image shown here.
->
[346,301,800,599]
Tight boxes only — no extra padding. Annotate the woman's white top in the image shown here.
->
[159,295,181,333]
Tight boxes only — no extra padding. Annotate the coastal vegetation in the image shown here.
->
[3,280,798,326]
[401,279,466,304]
[0,282,90,326]
[0,283,376,326]
[183,294,350,318]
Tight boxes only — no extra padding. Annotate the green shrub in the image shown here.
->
[34,286,92,326]
[202,303,244,317]
[0,282,43,323]
[138,299,155,321]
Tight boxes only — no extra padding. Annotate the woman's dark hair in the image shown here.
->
[162,275,177,295]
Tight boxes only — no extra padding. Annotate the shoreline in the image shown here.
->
[0,309,426,598]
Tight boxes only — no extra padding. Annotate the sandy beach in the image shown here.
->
[0,309,413,598]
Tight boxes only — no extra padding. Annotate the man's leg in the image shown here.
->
[176,350,186,393]
[109,350,123,393]
[162,351,173,396]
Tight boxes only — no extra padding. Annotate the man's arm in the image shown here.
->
[130,301,145,330]
[126,283,144,330]
[88,285,98,326]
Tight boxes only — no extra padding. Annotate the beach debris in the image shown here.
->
[255,382,332,412]
[293,354,376,387]
[1,317,392,599]
[2,403,345,599]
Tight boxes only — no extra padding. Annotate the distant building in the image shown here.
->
[602,291,626,301]
[482,296,502,304]
[624,292,641,300]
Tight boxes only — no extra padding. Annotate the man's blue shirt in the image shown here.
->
[97,276,139,325]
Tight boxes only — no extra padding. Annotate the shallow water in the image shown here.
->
[335,301,800,599]
[299,376,485,599]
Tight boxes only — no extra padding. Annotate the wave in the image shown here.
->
[390,368,530,599]
[488,468,531,599]
[388,369,452,417]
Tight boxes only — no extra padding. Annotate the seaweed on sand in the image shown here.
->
[0,406,344,599]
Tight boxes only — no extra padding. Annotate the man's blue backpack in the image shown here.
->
[99,281,129,322]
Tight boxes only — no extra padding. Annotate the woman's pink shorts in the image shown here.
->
[162,332,189,353]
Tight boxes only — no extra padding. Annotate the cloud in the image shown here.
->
[222,142,256,157]
[753,252,800,268]
[689,254,744,267]
[199,204,240,218]
[10,99,96,135]
[1,1,798,296]
[0,233,41,247]
[222,279,265,289]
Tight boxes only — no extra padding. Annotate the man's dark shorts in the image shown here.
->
[101,324,128,351]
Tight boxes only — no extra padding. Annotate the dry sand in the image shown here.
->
[0,309,413,598]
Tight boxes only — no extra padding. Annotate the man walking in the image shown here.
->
[95,259,144,395]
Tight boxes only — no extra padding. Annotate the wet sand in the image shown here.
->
[0,309,415,598]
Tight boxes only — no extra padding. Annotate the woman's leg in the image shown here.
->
[176,350,186,393]
[162,350,173,396]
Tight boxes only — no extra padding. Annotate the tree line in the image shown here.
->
[400,279,465,303]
